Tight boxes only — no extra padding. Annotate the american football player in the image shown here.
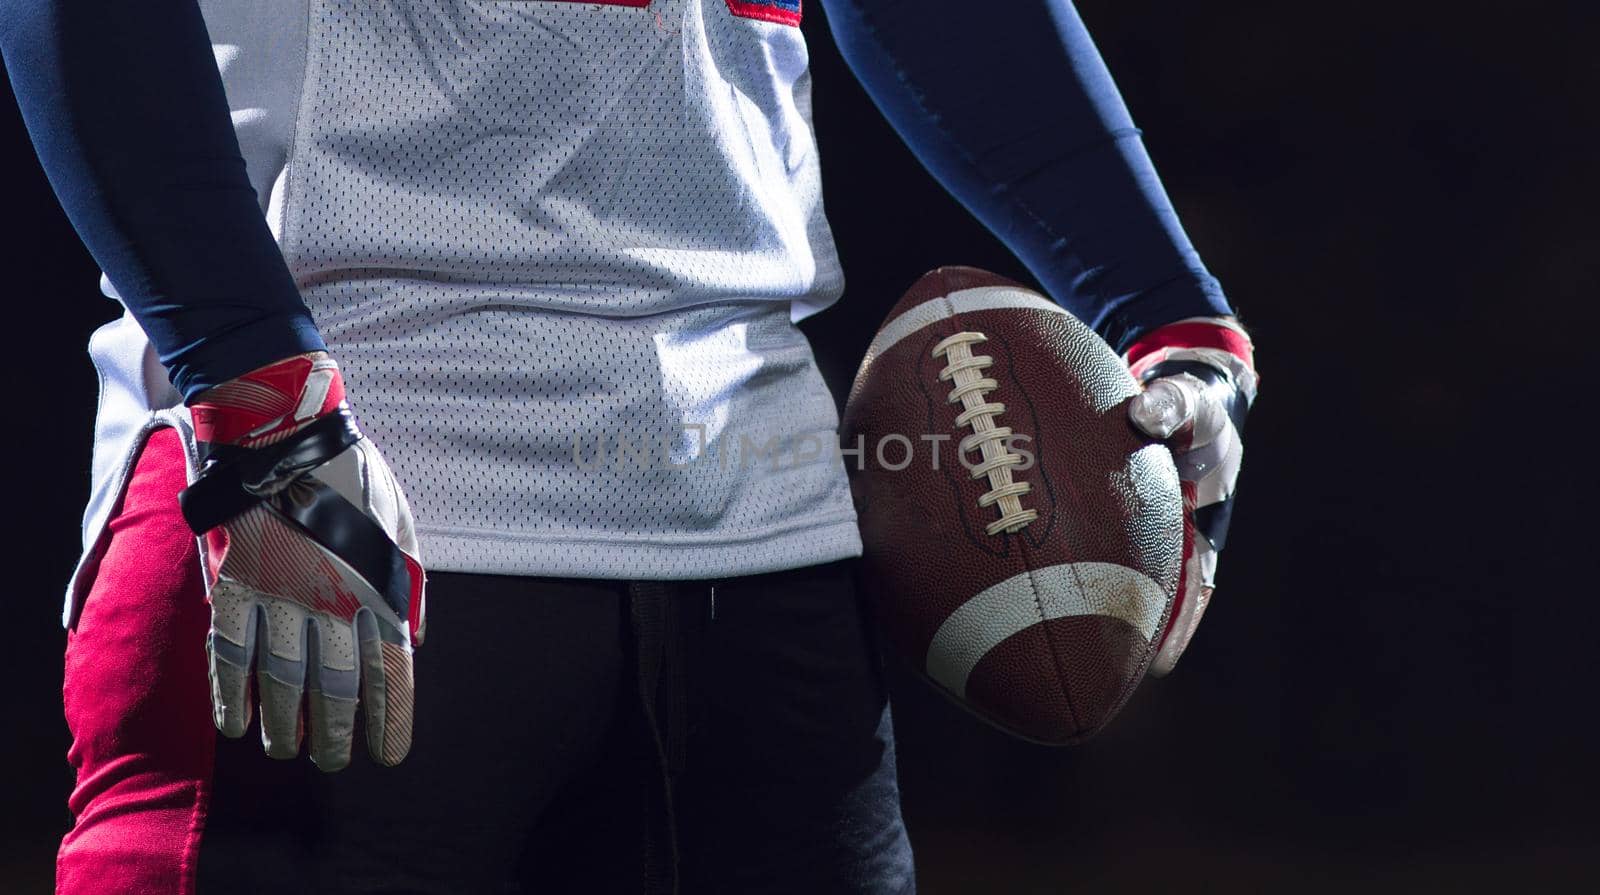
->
[1,0,1252,891]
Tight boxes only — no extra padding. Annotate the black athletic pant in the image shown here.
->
[193,559,916,894]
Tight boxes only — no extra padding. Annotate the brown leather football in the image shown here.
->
[843,267,1184,744]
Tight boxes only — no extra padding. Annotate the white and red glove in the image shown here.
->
[1124,318,1257,677]
[180,352,425,769]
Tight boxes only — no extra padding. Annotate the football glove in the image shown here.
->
[1124,317,1257,677]
[179,352,425,769]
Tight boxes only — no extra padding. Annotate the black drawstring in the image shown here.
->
[628,581,692,895]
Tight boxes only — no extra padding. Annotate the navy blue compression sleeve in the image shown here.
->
[819,0,1233,349]
[0,0,324,399]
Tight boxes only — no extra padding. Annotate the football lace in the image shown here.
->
[932,331,1038,536]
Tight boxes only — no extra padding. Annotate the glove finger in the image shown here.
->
[1137,372,1242,492]
[207,581,259,738]
[411,577,429,647]
[353,439,428,645]
[255,599,310,760]
[306,617,360,772]
[1186,380,1237,453]
[357,610,415,767]
[389,474,428,647]
[1149,581,1213,677]
[1174,416,1241,491]
[381,447,424,562]
[1128,376,1198,440]
[1149,493,1219,678]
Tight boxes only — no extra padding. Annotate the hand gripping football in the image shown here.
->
[843,267,1184,744]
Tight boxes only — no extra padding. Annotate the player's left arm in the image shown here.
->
[820,0,1256,673]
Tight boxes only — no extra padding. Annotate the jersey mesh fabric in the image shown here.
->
[84,0,860,580]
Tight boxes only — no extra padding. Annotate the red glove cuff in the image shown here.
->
[190,352,346,447]
[1124,318,1255,381]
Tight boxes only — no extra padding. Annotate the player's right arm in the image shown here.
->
[1,0,425,769]
[0,0,322,393]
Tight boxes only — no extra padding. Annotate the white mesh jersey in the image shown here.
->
[69,0,862,615]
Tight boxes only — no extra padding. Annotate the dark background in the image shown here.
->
[4,1,1597,891]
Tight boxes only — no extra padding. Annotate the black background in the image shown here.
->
[4,1,1597,891]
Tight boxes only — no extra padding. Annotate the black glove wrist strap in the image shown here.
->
[178,409,416,627]
[179,410,363,535]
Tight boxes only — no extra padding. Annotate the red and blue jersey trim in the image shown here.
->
[726,0,802,26]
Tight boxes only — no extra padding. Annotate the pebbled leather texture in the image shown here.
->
[843,267,1183,744]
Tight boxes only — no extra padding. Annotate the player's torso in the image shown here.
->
[75,0,857,597]
[207,0,836,316]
